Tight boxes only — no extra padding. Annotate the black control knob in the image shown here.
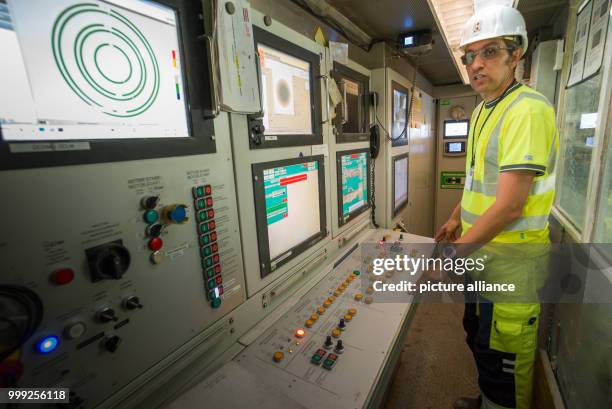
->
[145,223,163,238]
[141,195,160,210]
[335,339,344,354]
[399,234,404,241]
[124,296,143,310]
[86,242,131,282]
[251,121,265,135]
[338,318,346,329]
[104,335,121,353]
[96,307,118,323]
[324,335,333,349]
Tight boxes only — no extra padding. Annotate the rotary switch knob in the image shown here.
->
[96,307,118,323]
[104,335,121,353]
[123,296,143,310]
[87,242,131,282]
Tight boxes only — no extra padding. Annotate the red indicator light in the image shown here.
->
[149,237,163,251]
[52,268,75,285]
[295,328,306,338]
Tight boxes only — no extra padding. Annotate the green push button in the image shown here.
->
[206,268,214,278]
[194,186,205,197]
[199,223,209,234]
[197,199,206,209]
[143,210,159,224]
[200,234,210,246]
[211,298,222,309]
[204,257,213,268]
[198,211,207,222]
[207,279,215,289]
[311,355,322,363]
[322,359,335,369]
[202,246,212,257]
[353,270,361,276]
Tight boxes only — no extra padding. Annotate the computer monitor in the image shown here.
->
[443,119,470,139]
[392,153,409,215]
[336,149,370,226]
[332,62,369,143]
[251,26,322,149]
[391,81,409,147]
[252,155,327,277]
[0,0,214,170]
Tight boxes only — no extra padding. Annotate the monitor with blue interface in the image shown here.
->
[252,156,327,277]
[336,149,370,226]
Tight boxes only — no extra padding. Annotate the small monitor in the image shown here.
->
[332,62,369,143]
[444,141,466,156]
[443,119,470,138]
[392,154,409,215]
[392,82,409,147]
[252,26,322,148]
[252,156,327,277]
[336,149,370,226]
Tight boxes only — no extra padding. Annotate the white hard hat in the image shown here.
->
[459,6,528,56]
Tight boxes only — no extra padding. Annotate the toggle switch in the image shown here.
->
[123,296,143,310]
[103,335,121,353]
[141,195,160,210]
[335,340,344,354]
[338,318,346,330]
[324,335,333,349]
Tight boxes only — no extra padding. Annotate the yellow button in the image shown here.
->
[318,307,326,314]
[331,329,341,338]
[333,290,341,297]
[323,301,331,308]
[340,284,347,290]
[327,295,336,302]
[366,286,374,294]
[343,314,353,322]
[348,275,356,281]
[354,294,363,301]
[305,319,314,328]
[311,313,319,321]
[348,308,357,316]
[365,296,373,304]
[273,351,284,362]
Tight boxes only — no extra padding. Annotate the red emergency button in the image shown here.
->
[148,237,163,251]
[210,231,218,242]
[204,185,212,195]
[52,268,74,285]
[212,243,219,253]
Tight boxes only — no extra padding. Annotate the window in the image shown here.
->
[391,81,409,147]
[332,62,370,143]
[556,72,603,230]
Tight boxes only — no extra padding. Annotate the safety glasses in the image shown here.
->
[461,45,516,65]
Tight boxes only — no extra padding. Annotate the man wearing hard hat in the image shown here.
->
[435,4,558,409]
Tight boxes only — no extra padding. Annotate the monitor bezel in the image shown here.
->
[391,81,409,147]
[443,119,470,139]
[252,155,327,278]
[0,0,215,171]
[332,62,370,144]
[336,148,370,227]
[392,152,409,216]
[249,25,323,149]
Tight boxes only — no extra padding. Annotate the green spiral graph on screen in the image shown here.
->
[51,3,160,117]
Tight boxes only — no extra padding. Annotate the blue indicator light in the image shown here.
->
[37,335,59,354]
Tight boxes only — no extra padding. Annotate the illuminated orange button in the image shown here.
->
[295,328,306,338]
[344,314,353,322]
[348,308,357,316]
[333,290,341,297]
[310,314,319,321]
[366,286,374,294]
[273,351,284,362]
[331,328,341,338]
[327,295,336,302]
[355,294,363,301]
[305,319,314,328]
[340,283,347,289]
[318,307,326,314]
[323,301,331,308]
[364,296,373,304]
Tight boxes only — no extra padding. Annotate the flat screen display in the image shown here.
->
[393,155,408,214]
[338,150,369,225]
[392,88,408,141]
[258,44,312,136]
[449,142,463,152]
[443,120,469,138]
[264,161,321,260]
[0,0,190,141]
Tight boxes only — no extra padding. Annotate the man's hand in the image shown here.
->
[435,218,461,242]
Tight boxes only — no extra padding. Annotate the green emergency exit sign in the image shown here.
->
[440,171,465,189]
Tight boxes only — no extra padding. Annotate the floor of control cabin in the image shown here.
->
[384,303,480,409]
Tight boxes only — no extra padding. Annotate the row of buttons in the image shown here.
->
[193,185,223,309]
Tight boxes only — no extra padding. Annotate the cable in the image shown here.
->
[369,152,379,228]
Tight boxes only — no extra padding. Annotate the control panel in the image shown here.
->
[166,230,433,409]
[0,142,247,408]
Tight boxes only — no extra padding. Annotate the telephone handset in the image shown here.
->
[370,125,380,159]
